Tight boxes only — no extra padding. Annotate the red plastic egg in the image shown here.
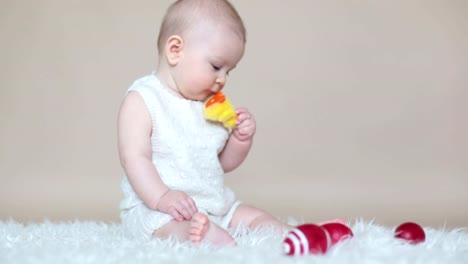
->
[283,224,331,256]
[394,222,426,244]
[321,223,354,245]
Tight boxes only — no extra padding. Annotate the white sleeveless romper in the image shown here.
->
[120,74,240,240]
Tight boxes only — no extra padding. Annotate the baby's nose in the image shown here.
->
[216,75,226,87]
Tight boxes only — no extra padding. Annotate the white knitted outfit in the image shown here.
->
[120,74,240,240]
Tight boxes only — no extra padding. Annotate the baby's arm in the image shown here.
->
[218,108,256,172]
[118,92,197,221]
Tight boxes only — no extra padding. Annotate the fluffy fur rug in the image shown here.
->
[1,219,467,264]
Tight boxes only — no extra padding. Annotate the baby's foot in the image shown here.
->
[189,213,210,244]
[188,212,236,246]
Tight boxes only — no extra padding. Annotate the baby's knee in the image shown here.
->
[250,211,274,224]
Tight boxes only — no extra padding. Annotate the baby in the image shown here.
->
[118,0,337,246]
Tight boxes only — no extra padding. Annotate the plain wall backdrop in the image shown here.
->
[1,0,467,227]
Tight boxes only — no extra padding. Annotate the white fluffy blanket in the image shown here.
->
[1,219,467,264]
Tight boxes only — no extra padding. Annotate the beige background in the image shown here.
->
[1,0,467,228]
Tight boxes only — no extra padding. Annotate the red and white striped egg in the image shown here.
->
[283,224,331,256]
[320,223,354,245]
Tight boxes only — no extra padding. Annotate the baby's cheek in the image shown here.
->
[189,69,209,87]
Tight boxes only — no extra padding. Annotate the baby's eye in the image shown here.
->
[212,64,221,71]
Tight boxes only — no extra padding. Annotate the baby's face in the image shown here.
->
[173,25,245,101]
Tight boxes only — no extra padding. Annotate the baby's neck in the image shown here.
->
[155,67,184,98]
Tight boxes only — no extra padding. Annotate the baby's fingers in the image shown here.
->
[237,116,255,129]
[237,126,253,135]
[235,107,249,114]
[168,206,184,222]
[187,198,198,215]
[173,202,192,221]
[179,199,197,219]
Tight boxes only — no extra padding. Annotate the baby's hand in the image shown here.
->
[232,108,256,142]
[156,190,198,222]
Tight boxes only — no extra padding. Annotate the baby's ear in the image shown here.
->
[165,35,184,66]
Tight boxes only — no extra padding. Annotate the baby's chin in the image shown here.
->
[179,91,210,102]
[199,92,215,102]
[187,94,209,102]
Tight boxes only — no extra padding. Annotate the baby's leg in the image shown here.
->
[229,205,345,233]
[229,205,292,233]
[153,212,236,246]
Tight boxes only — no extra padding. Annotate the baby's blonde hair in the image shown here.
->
[157,0,246,54]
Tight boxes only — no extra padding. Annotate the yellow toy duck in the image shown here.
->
[203,91,237,129]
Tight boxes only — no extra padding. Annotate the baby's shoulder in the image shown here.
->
[118,91,152,134]
[120,91,150,118]
[123,90,145,105]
